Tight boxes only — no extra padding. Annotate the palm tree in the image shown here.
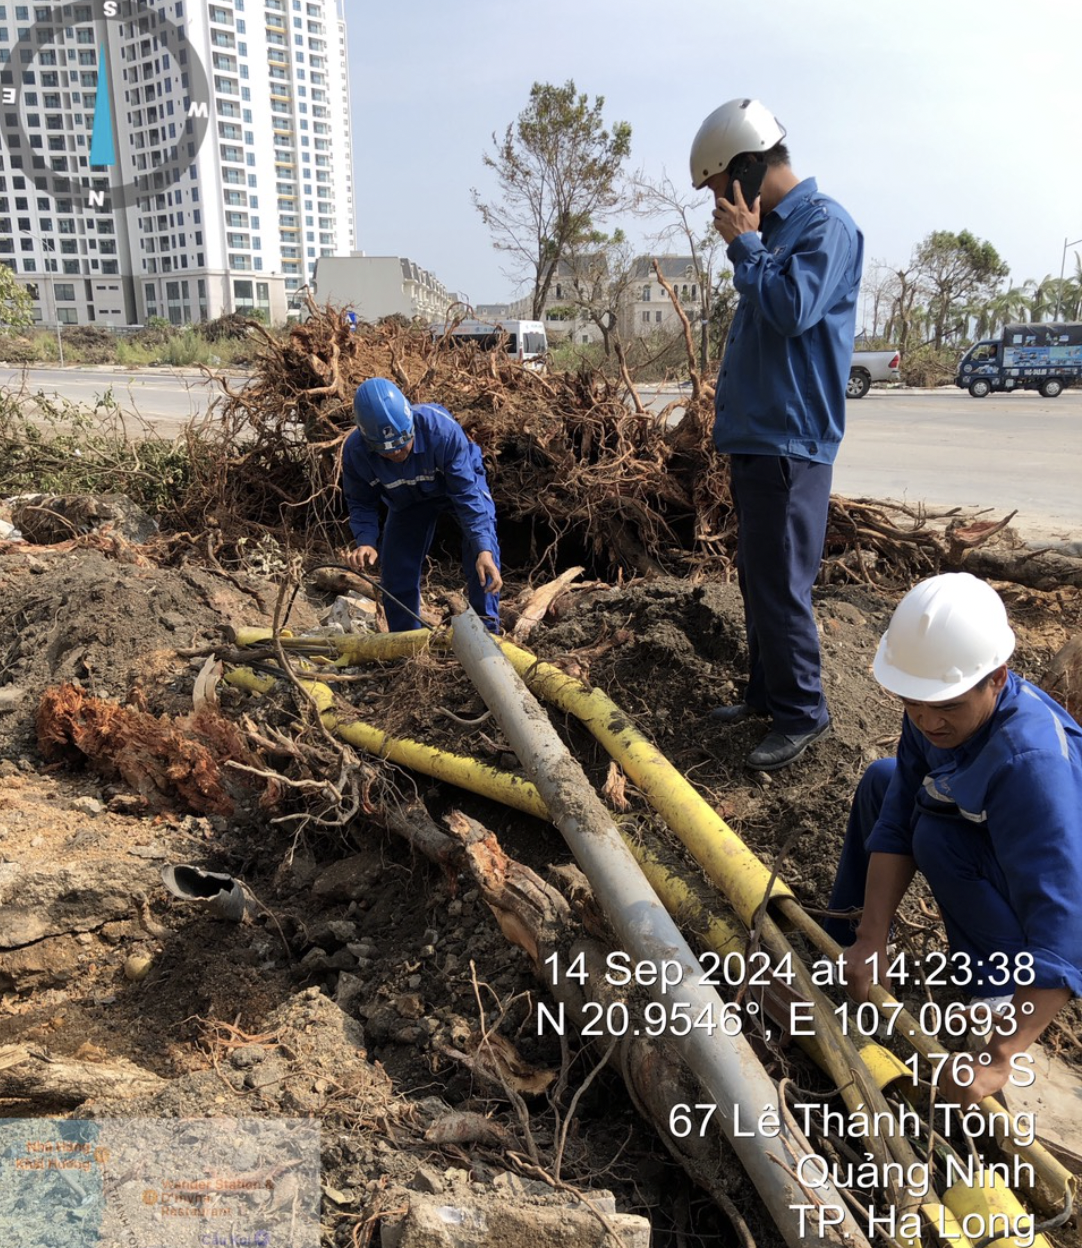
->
[1022,275,1059,322]
[975,286,1030,337]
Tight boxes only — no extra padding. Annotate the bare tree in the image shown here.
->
[632,172,729,372]
[472,82,632,321]
[560,230,638,358]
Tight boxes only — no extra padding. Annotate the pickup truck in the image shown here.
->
[848,349,901,399]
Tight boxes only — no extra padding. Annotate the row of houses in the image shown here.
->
[531,255,705,345]
[308,252,706,344]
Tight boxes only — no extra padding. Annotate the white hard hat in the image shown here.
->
[689,98,787,189]
[873,573,1016,702]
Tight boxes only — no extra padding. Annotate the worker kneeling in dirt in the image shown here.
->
[825,572,1082,1104]
[340,378,502,633]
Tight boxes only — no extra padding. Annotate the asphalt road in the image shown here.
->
[835,388,1082,543]
[4,368,1081,543]
[0,365,226,431]
[641,384,1082,544]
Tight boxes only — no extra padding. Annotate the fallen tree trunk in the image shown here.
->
[0,1045,166,1106]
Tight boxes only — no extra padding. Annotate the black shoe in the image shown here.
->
[708,702,766,726]
[746,721,831,772]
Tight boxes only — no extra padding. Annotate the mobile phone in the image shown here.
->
[725,156,767,207]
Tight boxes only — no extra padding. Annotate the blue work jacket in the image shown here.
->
[341,403,498,562]
[870,673,1082,994]
[714,177,864,465]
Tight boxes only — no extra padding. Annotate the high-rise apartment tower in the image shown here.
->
[0,0,354,328]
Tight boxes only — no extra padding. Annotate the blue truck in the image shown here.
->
[956,322,1082,398]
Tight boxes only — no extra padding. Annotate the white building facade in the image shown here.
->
[0,0,355,329]
[310,253,466,324]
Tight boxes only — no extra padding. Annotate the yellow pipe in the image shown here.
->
[331,716,549,819]
[627,838,911,1104]
[232,629,789,922]
[495,638,792,926]
[332,631,437,664]
[920,1205,975,1248]
[224,667,550,820]
[943,1174,1050,1248]
[235,626,789,924]
[234,627,434,663]
[857,1041,912,1092]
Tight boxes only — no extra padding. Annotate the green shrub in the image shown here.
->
[115,339,159,367]
[0,389,192,516]
[899,344,957,388]
[203,312,254,342]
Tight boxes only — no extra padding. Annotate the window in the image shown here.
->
[642,285,651,301]
[58,306,78,323]
[655,310,662,323]
[54,282,75,300]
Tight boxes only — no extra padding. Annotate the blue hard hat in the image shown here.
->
[353,378,414,453]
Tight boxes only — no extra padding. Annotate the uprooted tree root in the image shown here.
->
[159,300,1072,591]
[35,683,278,816]
[174,306,717,578]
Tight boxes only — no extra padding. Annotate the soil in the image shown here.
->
[0,539,1080,1247]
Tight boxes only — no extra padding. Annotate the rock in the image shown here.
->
[311,854,371,901]
[0,860,154,949]
[10,493,159,545]
[0,934,82,991]
[230,1044,267,1070]
[123,953,153,982]
[0,686,26,713]
[409,1165,446,1195]
[308,919,359,947]
[70,796,104,817]
[334,972,365,1013]
[392,993,425,1020]
[380,1182,651,1248]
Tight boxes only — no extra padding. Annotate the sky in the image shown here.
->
[347,0,1082,325]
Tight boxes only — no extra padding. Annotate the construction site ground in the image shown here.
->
[0,540,1080,1248]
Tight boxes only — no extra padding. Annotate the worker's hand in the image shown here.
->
[938,1049,1013,1109]
[712,180,761,244]
[343,545,379,573]
[475,551,502,594]
[840,937,890,1004]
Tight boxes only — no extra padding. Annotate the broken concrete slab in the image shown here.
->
[380,1174,650,1248]
[0,859,153,948]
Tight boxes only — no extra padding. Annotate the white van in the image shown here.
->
[432,319,548,370]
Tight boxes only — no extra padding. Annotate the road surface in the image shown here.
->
[641,384,1082,543]
[0,365,227,431]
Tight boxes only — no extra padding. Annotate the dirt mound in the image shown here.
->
[0,547,311,759]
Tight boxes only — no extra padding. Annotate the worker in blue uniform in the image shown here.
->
[826,573,1082,1105]
[689,98,864,771]
[340,378,502,633]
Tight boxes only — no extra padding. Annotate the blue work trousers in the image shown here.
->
[729,454,832,735]
[826,759,1029,994]
[380,502,500,634]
